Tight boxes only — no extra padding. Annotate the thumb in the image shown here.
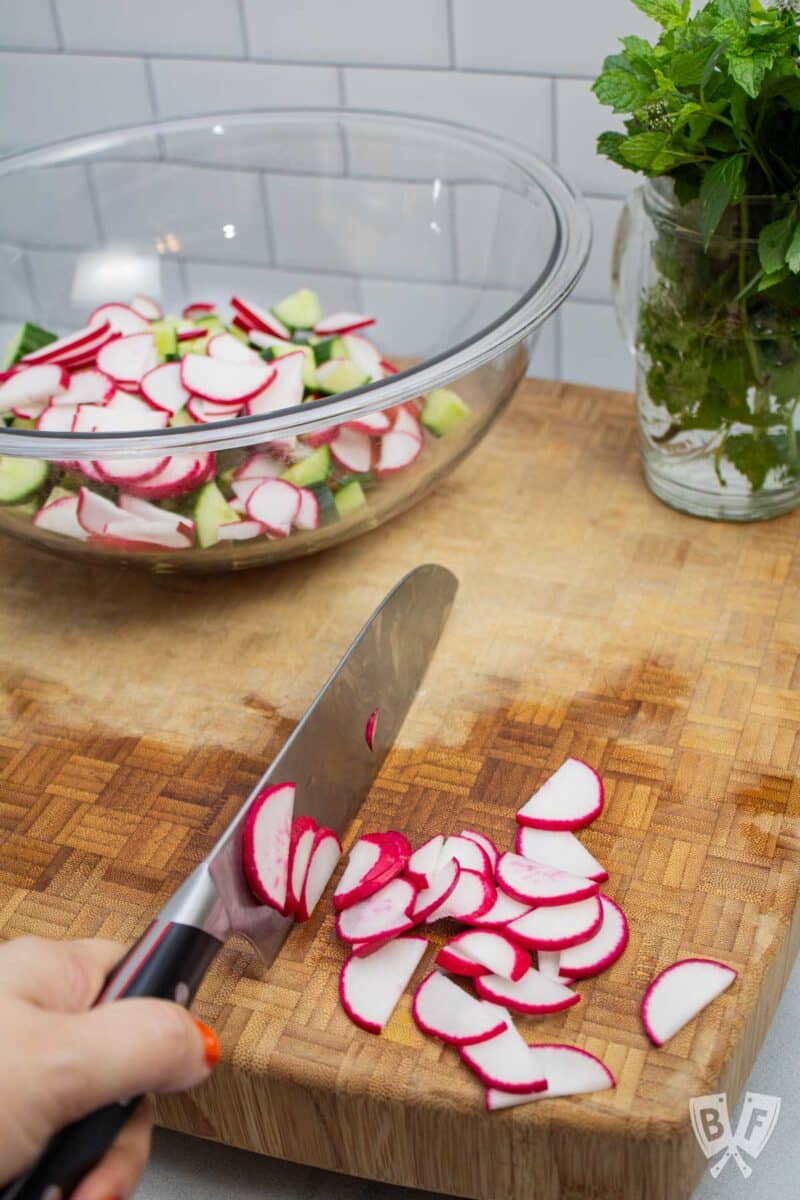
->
[38,999,219,1130]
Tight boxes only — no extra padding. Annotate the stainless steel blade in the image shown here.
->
[160,563,457,964]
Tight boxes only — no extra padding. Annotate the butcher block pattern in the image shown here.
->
[0,379,799,1200]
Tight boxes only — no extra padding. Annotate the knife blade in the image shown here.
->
[3,562,457,1200]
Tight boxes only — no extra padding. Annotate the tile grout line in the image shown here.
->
[236,0,251,59]
[446,0,457,69]
[550,76,559,165]
[47,0,65,51]
[258,172,278,268]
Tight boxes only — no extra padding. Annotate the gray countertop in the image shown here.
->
[140,956,800,1200]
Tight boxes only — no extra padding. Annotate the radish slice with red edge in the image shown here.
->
[333,831,411,912]
[182,302,216,320]
[181,353,274,404]
[347,410,391,436]
[125,454,213,501]
[34,495,88,541]
[294,488,319,532]
[231,295,290,340]
[217,518,266,541]
[641,958,737,1047]
[76,488,138,536]
[460,830,499,874]
[177,326,205,343]
[246,479,301,538]
[94,456,171,486]
[96,332,157,385]
[339,936,427,1034]
[303,425,338,449]
[246,351,305,416]
[118,493,195,541]
[392,405,422,440]
[207,331,261,364]
[234,452,284,481]
[434,945,490,978]
[441,835,492,878]
[445,930,530,983]
[460,1025,548,1095]
[411,857,459,922]
[131,294,163,321]
[412,971,509,1046]
[100,517,192,551]
[537,951,561,979]
[558,896,629,980]
[297,828,342,921]
[12,400,48,420]
[55,368,116,407]
[506,896,602,951]
[486,1044,615,1110]
[496,853,598,907]
[22,319,112,365]
[516,758,604,831]
[140,361,190,415]
[466,890,531,929]
[242,782,295,913]
[406,834,445,889]
[342,334,383,382]
[335,877,417,945]
[475,967,579,1015]
[429,868,495,923]
[313,312,376,337]
[72,392,169,433]
[515,826,608,883]
[376,431,422,476]
[286,816,317,915]
[89,302,151,336]
[0,363,68,411]
[365,708,379,751]
[330,426,372,474]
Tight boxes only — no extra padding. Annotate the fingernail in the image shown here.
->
[193,1017,221,1067]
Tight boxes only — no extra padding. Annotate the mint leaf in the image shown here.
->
[758,216,795,274]
[787,224,800,273]
[631,0,688,29]
[717,0,749,26]
[593,68,651,112]
[698,154,745,245]
[724,433,785,490]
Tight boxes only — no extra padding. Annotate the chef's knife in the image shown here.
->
[2,562,458,1200]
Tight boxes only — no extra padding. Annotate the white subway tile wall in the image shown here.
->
[0,1,645,390]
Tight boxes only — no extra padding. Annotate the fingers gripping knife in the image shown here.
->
[2,563,458,1200]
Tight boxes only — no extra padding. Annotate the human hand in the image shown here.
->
[0,935,219,1199]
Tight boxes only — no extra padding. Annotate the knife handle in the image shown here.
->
[1,921,222,1200]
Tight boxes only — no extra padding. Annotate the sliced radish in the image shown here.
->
[126,454,213,501]
[182,302,216,320]
[246,479,301,538]
[294,488,320,532]
[429,868,495,923]
[38,401,78,433]
[460,1026,548,1094]
[73,391,169,433]
[363,707,379,751]
[100,516,192,551]
[140,361,190,415]
[516,827,608,883]
[333,831,411,912]
[22,320,112,365]
[434,945,490,978]
[537,951,561,979]
[335,877,417,945]
[33,495,88,541]
[177,326,206,343]
[516,759,604,831]
[186,395,243,423]
[343,334,384,382]
[467,890,531,929]
[445,930,530,983]
[57,368,116,407]
[441,835,492,878]
[392,405,422,440]
[242,782,295,913]
[476,968,579,1015]
[376,431,422,476]
[381,360,399,375]
[297,827,342,921]
[340,936,427,1034]
[77,461,106,484]
[131,294,163,321]
[460,830,499,874]
[12,399,48,420]
[642,958,737,1047]
[406,834,445,889]
[412,971,509,1046]
[245,351,304,417]
[313,311,376,337]
[286,816,317,915]
[0,363,68,411]
[506,896,603,951]
[234,452,284,481]
[247,328,291,352]
[181,353,274,405]
[89,302,151,336]
[330,426,372,474]
[117,493,195,541]
[231,295,290,340]
[411,857,459,922]
[208,331,261,364]
[346,411,391,437]
[96,332,157,385]
[303,425,338,449]
[558,896,629,980]
[76,487,134,536]
[496,853,598,907]
[217,518,265,541]
[486,1044,615,1110]
[94,456,171,486]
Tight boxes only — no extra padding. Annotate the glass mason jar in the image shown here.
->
[613,177,800,521]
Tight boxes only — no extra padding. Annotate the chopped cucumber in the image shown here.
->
[316,360,370,395]
[3,321,58,368]
[169,408,197,428]
[151,320,179,358]
[193,480,240,548]
[10,417,37,430]
[335,471,375,490]
[308,481,337,524]
[43,485,76,504]
[4,497,39,518]
[281,445,331,487]
[0,456,48,504]
[421,388,471,436]
[272,288,322,332]
[266,341,317,390]
[334,479,366,518]
[227,323,249,344]
[311,336,346,366]
[193,314,224,334]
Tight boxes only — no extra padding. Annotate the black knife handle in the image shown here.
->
[1,921,222,1200]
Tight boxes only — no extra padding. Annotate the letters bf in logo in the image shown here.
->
[690,1091,781,1179]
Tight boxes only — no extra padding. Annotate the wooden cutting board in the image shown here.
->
[1,378,798,1200]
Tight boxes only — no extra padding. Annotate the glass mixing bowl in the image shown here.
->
[0,109,590,571]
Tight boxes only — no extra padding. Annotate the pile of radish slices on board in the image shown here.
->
[327,758,738,1110]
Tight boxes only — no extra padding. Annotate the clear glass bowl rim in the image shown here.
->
[0,107,591,461]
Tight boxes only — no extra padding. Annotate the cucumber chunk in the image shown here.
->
[266,341,317,390]
[281,445,331,487]
[312,336,346,366]
[421,388,471,436]
[334,479,366,518]
[169,408,197,428]
[316,360,370,395]
[0,456,48,504]
[2,321,57,368]
[193,314,224,334]
[272,288,322,332]
[151,319,179,359]
[308,481,337,524]
[193,480,240,548]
